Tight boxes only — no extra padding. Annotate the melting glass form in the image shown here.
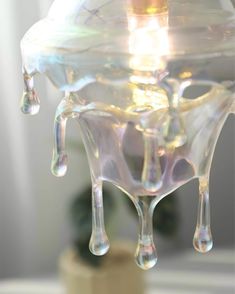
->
[20,0,235,270]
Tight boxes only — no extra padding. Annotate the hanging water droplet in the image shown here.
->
[51,151,68,177]
[89,181,110,256]
[142,132,162,192]
[135,235,157,270]
[134,197,158,270]
[193,177,213,253]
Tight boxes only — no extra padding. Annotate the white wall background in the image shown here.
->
[0,0,234,279]
[0,0,90,278]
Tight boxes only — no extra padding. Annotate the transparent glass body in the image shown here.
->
[20,0,235,269]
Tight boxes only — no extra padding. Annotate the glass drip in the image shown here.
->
[20,0,235,269]
[134,197,158,270]
[89,180,110,256]
[21,69,40,115]
[193,177,213,253]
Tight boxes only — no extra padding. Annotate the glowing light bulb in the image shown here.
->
[129,0,168,15]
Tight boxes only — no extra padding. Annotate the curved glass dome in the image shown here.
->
[21,0,235,76]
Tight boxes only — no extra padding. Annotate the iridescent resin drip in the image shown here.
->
[193,177,213,253]
[89,180,110,256]
[47,81,233,269]
[51,96,72,177]
[21,70,40,115]
[134,197,158,269]
[20,0,235,270]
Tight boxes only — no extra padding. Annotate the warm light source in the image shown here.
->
[128,2,169,109]
[129,0,168,15]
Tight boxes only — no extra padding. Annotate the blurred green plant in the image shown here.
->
[70,186,179,267]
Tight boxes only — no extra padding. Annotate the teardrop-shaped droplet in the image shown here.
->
[89,182,110,256]
[193,177,213,253]
[21,90,40,115]
[135,235,157,270]
[134,197,158,270]
[193,226,213,253]
[51,151,68,177]
[89,229,110,256]
[142,132,162,192]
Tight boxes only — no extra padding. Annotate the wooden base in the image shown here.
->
[60,243,144,294]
